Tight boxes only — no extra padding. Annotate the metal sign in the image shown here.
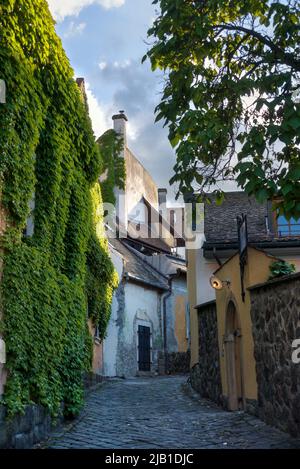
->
[237,214,248,302]
[237,214,248,256]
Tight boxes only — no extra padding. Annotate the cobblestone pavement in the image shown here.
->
[46,376,300,449]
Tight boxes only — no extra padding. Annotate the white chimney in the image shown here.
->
[112,111,128,234]
[112,110,128,147]
[158,188,167,208]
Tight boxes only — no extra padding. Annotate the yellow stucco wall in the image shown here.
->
[215,247,279,401]
[174,296,188,353]
[186,248,199,366]
[280,256,300,272]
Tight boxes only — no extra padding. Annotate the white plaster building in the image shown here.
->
[97,112,189,377]
[103,238,168,377]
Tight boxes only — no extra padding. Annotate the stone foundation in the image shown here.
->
[166,351,190,374]
[191,301,222,405]
[83,371,104,390]
[245,398,259,417]
[0,404,63,449]
[158,353,166,375]
[0,372,103,448]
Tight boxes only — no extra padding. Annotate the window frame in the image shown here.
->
[274,212,300,238]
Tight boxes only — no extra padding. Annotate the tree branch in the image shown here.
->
[213,24,300,71]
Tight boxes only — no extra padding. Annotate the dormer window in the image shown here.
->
[276,214,300,237]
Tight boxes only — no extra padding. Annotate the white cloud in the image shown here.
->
[47,0,125,22]
[113,59,131,69]
[86,81,137,141]
[85,82,112,139]
[127,122,138,141]
[64,21,86,38]
[99,61,108,71]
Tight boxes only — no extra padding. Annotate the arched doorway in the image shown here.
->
[224,301,244,411]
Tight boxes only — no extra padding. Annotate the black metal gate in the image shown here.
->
[138,326,151,371]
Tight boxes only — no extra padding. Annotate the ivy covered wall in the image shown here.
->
[0,0,117,418]
[97,130,126,206]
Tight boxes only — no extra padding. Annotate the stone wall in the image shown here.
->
[0,404,63,449]
[166,351,190,374]
[0,373,103,448]
[190,301,222,405]
[250,273,300,437]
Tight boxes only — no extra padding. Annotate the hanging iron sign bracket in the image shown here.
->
[237,214,248,302]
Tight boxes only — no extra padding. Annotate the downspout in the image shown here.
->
[162,281,172,375]
[213,247,222,267]
[162,268,182,374]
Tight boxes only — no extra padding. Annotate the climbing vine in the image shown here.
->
[0,0,117,417]
[269,260,296,280]
[85,183,119,340]
[97,130,126,205]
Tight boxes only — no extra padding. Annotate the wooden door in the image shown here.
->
[138,326,151,371]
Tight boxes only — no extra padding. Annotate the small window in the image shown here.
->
[94,325,100,340]
[276,214,300,237]
[23,192,35,238]
[94,325,101,345]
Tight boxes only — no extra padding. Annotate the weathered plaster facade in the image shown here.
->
[139,255,189,369]
[125,148,159,217]
[102,245,124,377]
[186,230,218,367]
[112,113,159,231]
[102,241,166,377]
[100,113,188,377]
[165,276,188,354]
[116,282,163,377]
[103,281,164,377]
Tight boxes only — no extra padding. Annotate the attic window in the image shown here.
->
[276,215,300,237]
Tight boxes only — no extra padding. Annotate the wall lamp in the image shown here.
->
[210,275,231,290]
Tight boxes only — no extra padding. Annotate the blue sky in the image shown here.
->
[47,0,180,201]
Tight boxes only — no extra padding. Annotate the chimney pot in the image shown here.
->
[158,188,167,207]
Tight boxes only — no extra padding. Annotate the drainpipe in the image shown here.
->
[162,281,172,375]
[162,268,182,374]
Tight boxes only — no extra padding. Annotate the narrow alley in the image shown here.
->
[46,376,300,449]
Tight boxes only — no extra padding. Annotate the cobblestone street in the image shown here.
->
[46,376,300,449]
